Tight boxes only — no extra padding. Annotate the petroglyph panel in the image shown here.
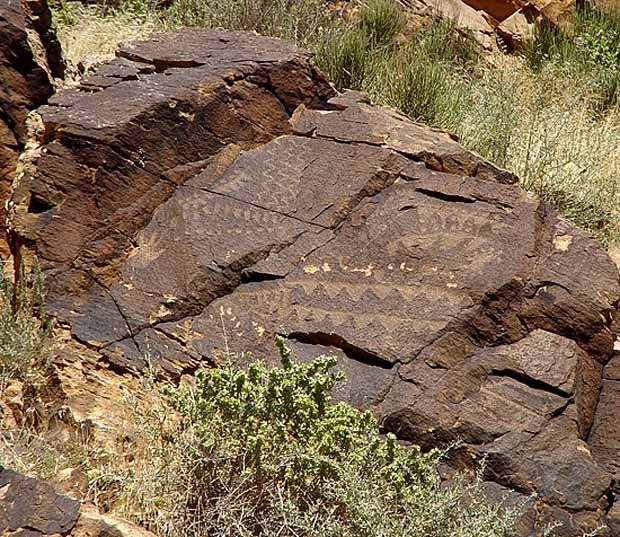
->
[208,135,407,228]
[158,177,542,365]
[107,185,314,337]
[10,32,620,533]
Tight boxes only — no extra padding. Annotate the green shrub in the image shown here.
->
[0,262,52,386]
[114,338,522,537]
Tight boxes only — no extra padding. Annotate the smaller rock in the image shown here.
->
[0,467,156,537]
[0,468,80,535]
[73,504,157,537]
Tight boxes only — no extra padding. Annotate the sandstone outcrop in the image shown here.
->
[7,29,620,536]
[0,0,64,258]
[0,467,156,537]
[403,0,576,49]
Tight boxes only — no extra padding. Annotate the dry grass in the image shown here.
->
[54,3,159,76]
[459,54,620,244]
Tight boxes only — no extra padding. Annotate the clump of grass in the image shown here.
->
[411,15,480,68]
[358,0,406,47]
[369,44,467,128]
[314,26,373,89]
[524,6,620,113]
[315,8,479,128]
[0,427,90,483]
[0,262,52,388]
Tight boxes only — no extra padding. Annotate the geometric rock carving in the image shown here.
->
[8,30,620,536]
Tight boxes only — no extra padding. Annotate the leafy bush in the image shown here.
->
[109,338,522,537]
[0,262,52,386]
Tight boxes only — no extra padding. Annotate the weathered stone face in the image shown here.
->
[0,468,80,535]
[8,29,620,536]
[0,0,63,258]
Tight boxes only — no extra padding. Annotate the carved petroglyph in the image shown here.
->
[11,41,620,534]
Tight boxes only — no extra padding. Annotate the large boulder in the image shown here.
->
[8,29,620,536]
[0,0,64,258]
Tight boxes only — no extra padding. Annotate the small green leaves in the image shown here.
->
[151,338,520,536]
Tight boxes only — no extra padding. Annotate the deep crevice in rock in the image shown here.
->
[240,270,285,283]
[284,331,395,370]
[414,187,476,204]
[27,193,55,214]
[490,368,573,399]
[115,49,206,72]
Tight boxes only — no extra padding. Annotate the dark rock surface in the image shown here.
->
[0,468,80,535]
[0,467,156,536]
[8,29,620,536]
[0,0,63,257]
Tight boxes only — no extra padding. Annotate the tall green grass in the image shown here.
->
[314,8,479,129]
[524,6,620,113]
[459,59,620,240]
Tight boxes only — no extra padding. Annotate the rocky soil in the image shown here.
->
[2,1,620,536]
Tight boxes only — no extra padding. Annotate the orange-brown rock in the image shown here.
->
[405,0,577,49]
[464,0,576,25]
[8,30,620,536]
